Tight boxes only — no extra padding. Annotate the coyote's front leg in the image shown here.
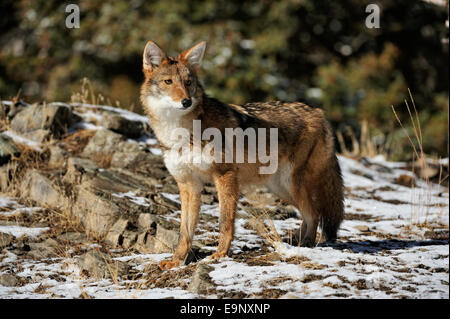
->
[159,180,201,270]
[210,171,239,260]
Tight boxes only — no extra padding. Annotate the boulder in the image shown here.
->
[0,274,19,287]
[154,193,181,211]
[2,100,28,120]
[109,144,163,170]
[105,218,129,247]
[72,184,121,238]
[81,129,123,158]
[58,232,88,244]
[48,145,69,168]
[102,112,145,138]
[137,213,158,233]
[121,230,138,249]
[0,232,14,249]
[67,160,173,238]
[65,155,156,190]
[0,133,20,165]
[188,263,216,295]
[27,238,59,259]
[20,170,69,209]
[155,226,180,251]
[21,129,51,143]
[10,102,72,137]
[77,250,129,279]
[63,157,100,184]
[135,226,179,254]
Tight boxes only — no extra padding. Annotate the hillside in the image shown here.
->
[0,100,448,298]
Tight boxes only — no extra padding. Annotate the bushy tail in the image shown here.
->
[318,154,345,241]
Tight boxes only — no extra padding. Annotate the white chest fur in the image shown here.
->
[163,147,213,179]
[145,96,212,179]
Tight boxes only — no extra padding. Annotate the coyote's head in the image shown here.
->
[140,41,206,116]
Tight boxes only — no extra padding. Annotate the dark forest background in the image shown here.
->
[0,0,448,160]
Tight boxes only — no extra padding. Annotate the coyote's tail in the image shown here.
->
[319,154,345,241]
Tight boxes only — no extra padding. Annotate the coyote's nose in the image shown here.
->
[181,98,192,108]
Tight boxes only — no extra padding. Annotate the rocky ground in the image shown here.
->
[0,100,448,299]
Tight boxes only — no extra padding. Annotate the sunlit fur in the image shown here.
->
[140,41,345,270]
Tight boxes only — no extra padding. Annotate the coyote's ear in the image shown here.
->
[179,41,207,67]
[143,41,167,71]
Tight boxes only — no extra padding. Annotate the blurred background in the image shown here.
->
[0,0,448,160]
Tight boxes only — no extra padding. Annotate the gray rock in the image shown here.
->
[48,145,69,168]
[155,226,180,251]
[354,225,370,232]
[72,184,121,238]
[2,100,28,119]
[68,163,173,238]
[27,238,59,259]
[0,232,14,248]
[188,263,215,295]
[137,213,158,233]
[20,170,69,210]
[0,274,19,287]
[95,168,158,192]
[102,112,145,138]
[77,250,129,279]
[105,218,129,247]
[63,157,99,184]
[81,129,123,158]
[20,129,51,143]
[154,193,181,211]
[59,232,88,244]
[10,102,72,137]
[121,230,138,249]
[135,232,148,251]
[0,133,20,165]
[110,142,149,168]
[134,226,179,254]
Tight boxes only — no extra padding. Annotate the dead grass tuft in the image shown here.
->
[248,209,282,249]
[391,89,449,226]
[59,129,96,155]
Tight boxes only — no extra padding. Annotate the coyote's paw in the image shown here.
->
[210,251,227,260]
[158,259,180,270]
[300,238,316,248]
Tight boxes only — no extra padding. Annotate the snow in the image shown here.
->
[0,225,49,238]
[112,191,151,207]
[2,130,43,152]
[150,148,163,155]
[0,102,448,299]
[0,195,43,217]
[71,102,149,124]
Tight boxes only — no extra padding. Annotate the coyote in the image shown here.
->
[140,41,344,270]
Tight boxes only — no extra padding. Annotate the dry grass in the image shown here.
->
[391,89,449,226]
[248,209,282,249]
[59,129,96,155]
[71,77,128,110]
[94,153,113,169]
[71,78,106,106]
[246,208,308,264]
[337,119,392,158]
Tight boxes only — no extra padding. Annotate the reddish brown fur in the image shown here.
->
[140,41,344,270]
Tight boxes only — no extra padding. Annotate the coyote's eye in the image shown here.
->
[185,80,192,86]
[164,79,172,85]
